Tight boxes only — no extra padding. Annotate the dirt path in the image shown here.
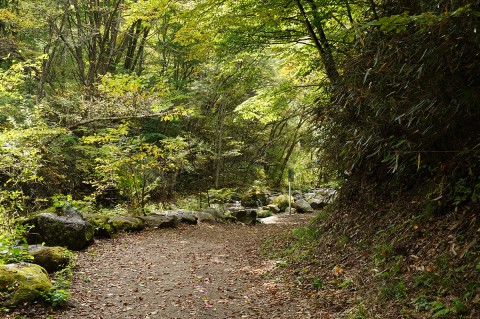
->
[49,214,319,319]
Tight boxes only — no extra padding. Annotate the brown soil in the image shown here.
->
[9,214,323,319]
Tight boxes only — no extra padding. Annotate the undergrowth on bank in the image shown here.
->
[264,199,480,318]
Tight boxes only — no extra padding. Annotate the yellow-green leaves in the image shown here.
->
[80,122,191,211]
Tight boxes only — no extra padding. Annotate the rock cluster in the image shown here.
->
[5,187,335,307]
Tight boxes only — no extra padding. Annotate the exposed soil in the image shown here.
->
[9,213,323,319]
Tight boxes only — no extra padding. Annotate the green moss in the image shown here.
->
[270,195,294,211]
[241,187,269,207]
[108,216,145,232]
[86,214,117,237]
[257,210,273,218]
[0,263,53,306]
[30,246,71,273]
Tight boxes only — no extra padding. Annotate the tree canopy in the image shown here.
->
[0,0,478,220]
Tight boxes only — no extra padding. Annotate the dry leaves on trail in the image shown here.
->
[8,213,321,319]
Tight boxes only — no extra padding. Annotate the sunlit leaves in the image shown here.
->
[81,122,191,210]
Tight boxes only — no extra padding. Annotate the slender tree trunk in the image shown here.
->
[214,104,225,189]
[275,118,306,187]
[295,0,340,83]
[132,27,150,74]
[369,0,379,20]
[345,0,354,25]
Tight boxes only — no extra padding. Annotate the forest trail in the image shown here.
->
[49,214,320,319]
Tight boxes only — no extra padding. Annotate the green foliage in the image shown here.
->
[42,288,70,308]
[380,277,408,301]
[311,277,323,290]
[348,304,370,319]
[320,2,480,207]
[291,226,319,245]
[0,224,33,264]
[241,184,269,207]
[206,188,239,204]
[81,122,191,212]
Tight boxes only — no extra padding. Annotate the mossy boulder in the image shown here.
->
[174,210,199,224]
[257,209,273,218]
[25,211,94,251]
[241,188,269,207]
[29,246,71,273]
[0,263,53,306]
[194,211,217,224]
[138,213,179,228]
[293,198,314,213]
[267,204,281,214]
[108,216,145,232]
[86,214,117,238]
[270,195,294,212]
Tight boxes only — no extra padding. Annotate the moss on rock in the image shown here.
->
[30,246,71,273]
[0,263,53,306]
[241,188,269,207]
[86,214,117,238]
[270,195,294,212]
[257,210,273,218]
[108,216,145,232]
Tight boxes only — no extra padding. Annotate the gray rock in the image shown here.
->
[225,201,242,211]
[138,213,178,228]
[231,209,257,225]
[270,194,295,212]
[174,210,199,224]
[308,198,327,210]
[26,212,94,251]
[202,207,225,220]
[293,199,314,213]
[314,188,338,203]
[267,205,281,214]
[194,211,217,224]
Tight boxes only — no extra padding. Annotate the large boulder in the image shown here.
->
[202,208,225,220]
[173,210,198,224]
[26,210,94,251]
[231,209,257,225]
[308,198,327,210]
[86,214,117,238]
[108,216,145,232]
[270,195,294,212]
[139,213,179,228]
[267,204,281,214]
[293,198,314,213]
[241,188,269,207]
[0,263,53,306]
[257,209,273,218]
[29,245,71,273]
[194,211,217,224]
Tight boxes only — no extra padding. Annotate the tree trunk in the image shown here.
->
[294,0,340,83]
[214,104,226,189]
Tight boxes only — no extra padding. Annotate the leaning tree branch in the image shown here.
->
[67,111,173,130]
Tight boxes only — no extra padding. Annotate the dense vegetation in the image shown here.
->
[1,0,479,316]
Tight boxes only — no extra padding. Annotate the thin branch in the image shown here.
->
[67,111,174,130]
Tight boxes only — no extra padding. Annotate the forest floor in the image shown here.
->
[10,213,325,319]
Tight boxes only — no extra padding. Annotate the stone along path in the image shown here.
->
[54,214,319,319]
